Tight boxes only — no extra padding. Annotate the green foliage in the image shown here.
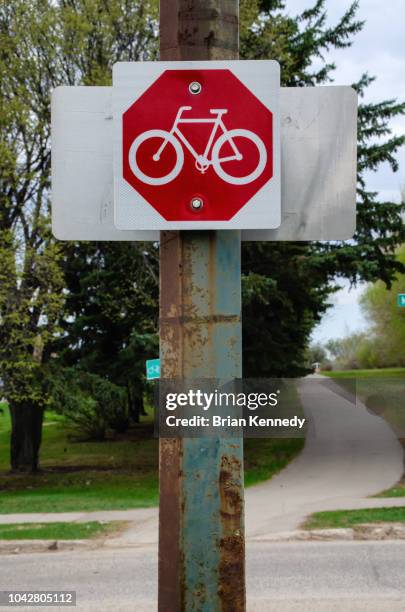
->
[239,0,405,377]
[58,241,158,423]
[326,332,368,370]
[0,0,158,467]
[241,1,364,84]
[59,0,158,85]
[0,408,160,512]
[0,0,65,408]
[355,338,381,370]
[1,0,405,469]
[243,438,305,486]
[323,368,405,378]
[325,246,405,370]
[242,243,332,376]
[0,521,121,540]
[0,228,64,406]
[360,245,405,367]
[48,1,159,423]
[377,481,405,498]
[304,506,405,530]
[49,368,129,440]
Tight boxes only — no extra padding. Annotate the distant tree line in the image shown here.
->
[314,245,405,371]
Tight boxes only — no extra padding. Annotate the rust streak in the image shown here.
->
[218,455,245,611]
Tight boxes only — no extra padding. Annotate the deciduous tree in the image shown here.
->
[0,0,157,469]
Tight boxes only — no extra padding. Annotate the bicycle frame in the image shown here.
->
[154,106,241,167]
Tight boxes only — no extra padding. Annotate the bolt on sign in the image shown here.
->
[113,60,281,230]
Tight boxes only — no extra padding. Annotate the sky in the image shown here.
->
[285,0,405,343]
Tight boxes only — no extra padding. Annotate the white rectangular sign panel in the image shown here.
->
[113,60,281,230]
[51,85,357,241]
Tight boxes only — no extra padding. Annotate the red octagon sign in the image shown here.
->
[122,69,274,222]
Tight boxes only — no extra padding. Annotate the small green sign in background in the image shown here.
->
[397,294,405,308]
[146,358,160,380]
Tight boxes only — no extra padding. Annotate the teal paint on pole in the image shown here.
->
[181,231,244,610]
[159,231,245,611]
[398,293,405,307]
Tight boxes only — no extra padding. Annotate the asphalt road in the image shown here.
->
[1,541,405,611]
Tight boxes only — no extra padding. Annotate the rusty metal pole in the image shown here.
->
[159,1,245,611]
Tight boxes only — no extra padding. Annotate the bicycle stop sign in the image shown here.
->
[113,61,280,230]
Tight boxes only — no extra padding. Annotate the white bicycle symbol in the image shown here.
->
[128,106,267,186]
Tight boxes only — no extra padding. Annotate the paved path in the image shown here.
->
[245,376,404,536]
[2,541,405,611]
[0,377,403,543]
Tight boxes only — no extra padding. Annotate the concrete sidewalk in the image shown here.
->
[0,508,155,526]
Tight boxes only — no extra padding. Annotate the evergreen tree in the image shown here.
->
[240,0,405,376]
[59,241,158,423]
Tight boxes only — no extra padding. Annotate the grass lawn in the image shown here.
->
[375,478,405,498]
[0,521,124,540]
[0,409,159,513]
[0,392,305,513]
[303,506,405,530]
[323,368,405,498]
[323,368,405,454]
[244,438,304,487]
[323,368,405,379]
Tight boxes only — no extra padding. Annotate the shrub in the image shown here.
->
[48,368,129,440]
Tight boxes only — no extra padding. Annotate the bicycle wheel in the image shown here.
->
[128,129,184,186]
[212,129,267,185]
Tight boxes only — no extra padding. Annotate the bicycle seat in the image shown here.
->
[209,109,228,115]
